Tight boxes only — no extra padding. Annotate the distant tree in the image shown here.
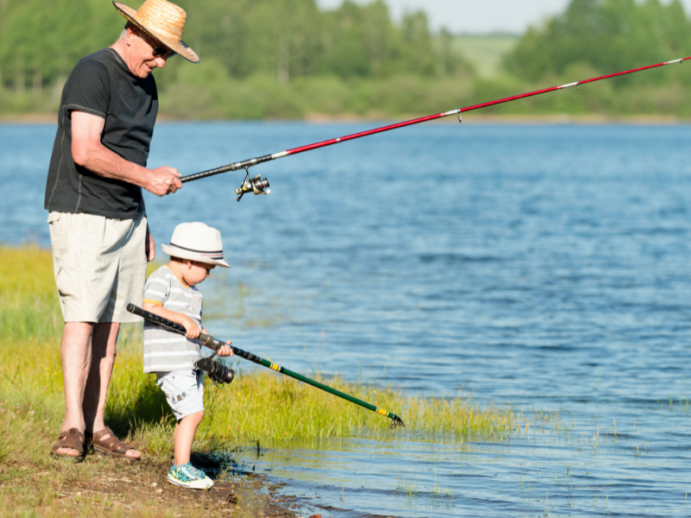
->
[504,0,691,84]
[0,0,122,90]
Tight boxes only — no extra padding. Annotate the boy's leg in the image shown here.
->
[84,322,141,459]
[174,411,204,466]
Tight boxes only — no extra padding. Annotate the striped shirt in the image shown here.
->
[143,265,203,373]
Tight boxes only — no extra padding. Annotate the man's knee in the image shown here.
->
[62,322,95,343]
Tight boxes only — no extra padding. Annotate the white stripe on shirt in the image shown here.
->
[143,337,197,345]
[146,361,197,371]
[145,289,167,298]
[144,350,200,358]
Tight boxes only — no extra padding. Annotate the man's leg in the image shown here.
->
[56,322,94,456]
[83,322,141,459]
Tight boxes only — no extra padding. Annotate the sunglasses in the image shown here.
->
[152,45,176,59]
[138,30,176,59]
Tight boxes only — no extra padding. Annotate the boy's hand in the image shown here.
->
[199,329,233,356]
[217,341,234,357]
[181,316,200,339]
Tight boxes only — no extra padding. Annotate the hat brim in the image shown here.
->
[113,1,200,63]
[162,244,231,268]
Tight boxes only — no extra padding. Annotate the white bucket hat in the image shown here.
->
[161,222,230,268]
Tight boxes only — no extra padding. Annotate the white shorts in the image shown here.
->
[48,212,147,323]
[156,370,205,421]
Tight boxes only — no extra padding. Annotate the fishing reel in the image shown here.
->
[235,167,270,202]
[195,356,235,385]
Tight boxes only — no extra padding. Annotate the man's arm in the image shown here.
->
[71,110,182,197]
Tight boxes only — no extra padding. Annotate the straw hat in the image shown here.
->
[112,0,199,63]
[162,223,231,268]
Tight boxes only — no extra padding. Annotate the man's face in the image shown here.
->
[127,26,175,78]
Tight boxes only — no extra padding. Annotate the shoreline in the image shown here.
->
[0,445,314,518]
[1,112,689,126]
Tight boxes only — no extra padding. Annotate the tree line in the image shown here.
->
[3,0,691,118]
[0,0,473,92]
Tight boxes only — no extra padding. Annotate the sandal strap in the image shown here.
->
[53,428,85,454]
[92,426,133,455]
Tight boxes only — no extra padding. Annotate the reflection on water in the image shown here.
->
[3,122,691,516]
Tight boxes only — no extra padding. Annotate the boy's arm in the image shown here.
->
[143,302,201,340]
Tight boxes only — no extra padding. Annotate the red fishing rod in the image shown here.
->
[181,56,691,201]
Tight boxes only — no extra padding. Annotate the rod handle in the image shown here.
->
[181,155,274,184]
[126,304,222,352]
[181,164,237,183]
[198,333,224,352]
[126,304,185,332]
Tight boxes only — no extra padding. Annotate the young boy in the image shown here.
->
[142,222,233,490]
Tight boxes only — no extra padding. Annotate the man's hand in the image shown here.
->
[71,111,182,196]
[145,224,156,262]
[145,166,182,197]
[217,341,234,357]
[181,316,200,339]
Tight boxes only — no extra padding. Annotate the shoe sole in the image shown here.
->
[167,474,214,490]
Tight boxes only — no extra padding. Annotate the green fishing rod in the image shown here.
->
[127,304,405,429]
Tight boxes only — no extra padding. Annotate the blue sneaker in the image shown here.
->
[167,463,214,490]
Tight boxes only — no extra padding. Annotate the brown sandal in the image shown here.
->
[50,428,85,462]
[92,427,140,461]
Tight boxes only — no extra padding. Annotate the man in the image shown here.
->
[44,0,199,460]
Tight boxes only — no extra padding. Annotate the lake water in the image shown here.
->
[3,121,691,517]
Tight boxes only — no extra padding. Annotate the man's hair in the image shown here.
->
[120,21,133,40]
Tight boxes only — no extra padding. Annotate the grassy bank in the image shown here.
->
[0,245,520,515]
[0,245,518,442]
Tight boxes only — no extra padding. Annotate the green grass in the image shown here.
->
[0,244,524,515]
[0,245,520,445]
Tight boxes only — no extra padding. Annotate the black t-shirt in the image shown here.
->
[44,48,158,219]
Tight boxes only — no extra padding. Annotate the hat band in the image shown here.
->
[169,242,224,259]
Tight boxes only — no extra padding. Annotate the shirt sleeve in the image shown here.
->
[143,269,169,306]
[64,58,110,119]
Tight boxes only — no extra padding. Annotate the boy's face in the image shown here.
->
[184,261,215,286]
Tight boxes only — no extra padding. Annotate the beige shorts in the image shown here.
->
[48,212,147,323]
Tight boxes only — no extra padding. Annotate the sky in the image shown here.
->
[316,0,691,34]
